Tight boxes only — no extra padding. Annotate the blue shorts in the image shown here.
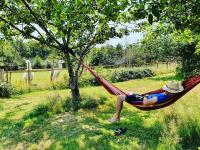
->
[125,94,144,103]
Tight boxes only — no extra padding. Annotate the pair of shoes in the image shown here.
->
[114,128,127,136]
[108,118,120,123]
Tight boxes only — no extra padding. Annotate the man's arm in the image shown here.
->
[143,97,157,106]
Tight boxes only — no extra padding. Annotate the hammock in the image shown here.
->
[81,63,200,111]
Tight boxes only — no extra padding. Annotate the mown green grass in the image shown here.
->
[0,73,200,149]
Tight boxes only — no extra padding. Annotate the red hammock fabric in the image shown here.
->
[82,63,200,111]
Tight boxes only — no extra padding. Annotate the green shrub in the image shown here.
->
[50,81,68,90]
[46,62,52,69]
[22,94,107,124]
[178,118,200,148]
[46,93,70,114]
[111,68,154,82]
[0,82,16,98]
[79,95,107,109]
[78,77,90,87]
[50,74,69,90]
[88,77,100,86]
[33,56,43,69]
[24,105,49,120]
[78,68,154,87]
[23,93,72,121]
[78,76,101,87]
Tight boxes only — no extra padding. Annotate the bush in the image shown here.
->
[23,93,72,121]
[111,68,154,82]
[77,68,154,87]
[78,75,100,87]
[46,93,71,114]
[50,74,69,90]
[88,77,100,86]
[24,105,49,119]
[46,62,52,69]
[33,56,43,69]
[50,81,69,90]
[0,82,15,98]
[79,95,107,109]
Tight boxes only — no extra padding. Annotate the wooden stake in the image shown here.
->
[9,71,12,83]
[28,62,31,93]
[0,69,4,82]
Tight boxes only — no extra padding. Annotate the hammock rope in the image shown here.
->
[81,63,200,111]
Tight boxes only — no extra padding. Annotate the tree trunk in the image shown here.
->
[66,53,80,111]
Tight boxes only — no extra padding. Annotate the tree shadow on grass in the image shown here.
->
[1,103,200,150]
[0,107,162,149]
[80,109,163,149]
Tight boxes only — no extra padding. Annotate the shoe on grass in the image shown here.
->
[114,128,127,136]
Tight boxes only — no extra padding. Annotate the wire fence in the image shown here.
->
[0,62,178,92]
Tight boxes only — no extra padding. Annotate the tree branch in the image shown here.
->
[0,16,60,50]
[5,5,46,42]
[66,27,72,46]
[20,0,63,48]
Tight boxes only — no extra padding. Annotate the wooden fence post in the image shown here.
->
[6,70,8,83]
[166,61,169,69]
[50,61,54,82]
[0,69,4,82]
[156,61,159,68]
[9,71,12,83]
[28,62,31,93]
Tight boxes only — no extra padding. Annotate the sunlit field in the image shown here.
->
[7,63,177,92]
[9,70,68,91]
[0,73,200,149]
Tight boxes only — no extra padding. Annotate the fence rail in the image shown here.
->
[3,61,178,73]
[0,62,177,93]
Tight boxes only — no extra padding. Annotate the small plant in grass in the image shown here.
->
[0,82,16,98]
[50,81,69,90]
[24,104,49,120]
[46,93,69,114]
[79,95,107,109]
[50,74,69,90]
[22,94,72,124]
[158,119,182,149]
[178,117,200,147]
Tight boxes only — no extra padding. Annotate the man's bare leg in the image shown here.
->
[108,95,126,123]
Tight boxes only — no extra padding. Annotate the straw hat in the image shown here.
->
[162,81,184,93]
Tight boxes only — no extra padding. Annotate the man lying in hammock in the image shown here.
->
[108,81,184,123]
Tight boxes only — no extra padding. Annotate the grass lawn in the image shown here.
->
[0,73,200,149]
[9,70,68,91]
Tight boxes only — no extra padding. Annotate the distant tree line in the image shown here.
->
[88,37,178,67]
[0,39,63,70]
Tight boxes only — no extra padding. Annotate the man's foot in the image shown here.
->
[108,117,120,123]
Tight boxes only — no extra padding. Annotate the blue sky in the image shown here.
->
[105,32,143,47]
[99,21,144,47]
